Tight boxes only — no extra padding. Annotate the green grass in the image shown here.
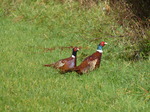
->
[0,1,150,112]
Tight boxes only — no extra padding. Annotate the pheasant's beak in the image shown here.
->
[77,48,80,51]
[104,42,107,45]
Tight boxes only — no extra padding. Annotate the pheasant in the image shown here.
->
[44,47,79,73]
[72,41,107,75]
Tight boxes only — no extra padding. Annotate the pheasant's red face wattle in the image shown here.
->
[100,41,107,46]
[73,47,79,52]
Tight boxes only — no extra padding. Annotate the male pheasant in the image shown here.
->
[72,41,107,75]
[44,47,79,73]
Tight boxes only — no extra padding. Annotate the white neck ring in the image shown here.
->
[72,55,75,58]
[97,50,103,53]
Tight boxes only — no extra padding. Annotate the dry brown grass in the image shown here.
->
[54,0,99,7]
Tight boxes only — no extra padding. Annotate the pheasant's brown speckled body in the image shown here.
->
[74,51,102,74]
[44,47,79,73]
[72,41,107,75]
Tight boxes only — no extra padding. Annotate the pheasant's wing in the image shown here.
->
[76,56,99,74]
[87,59,98,71]
[54,60,66,68]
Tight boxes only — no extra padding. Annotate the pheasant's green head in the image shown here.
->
[97,41,107,53]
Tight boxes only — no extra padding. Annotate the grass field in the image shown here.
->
[0,1,150,112]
